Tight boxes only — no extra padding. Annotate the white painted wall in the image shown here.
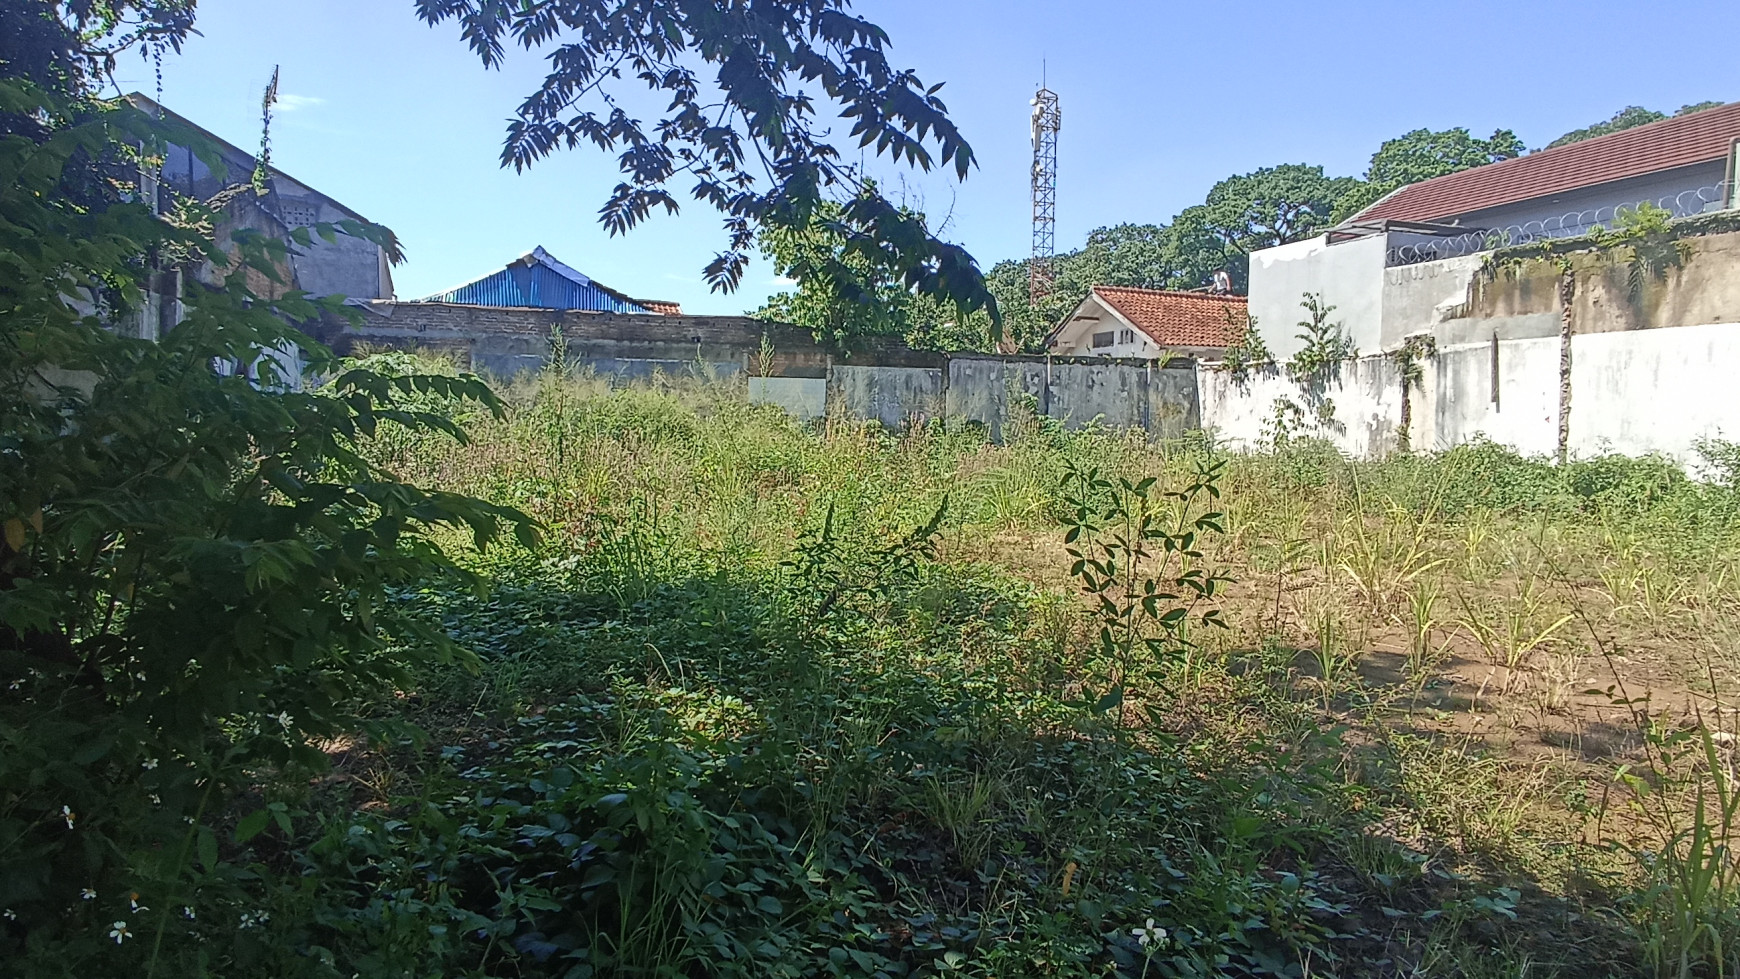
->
[1236,228,1740,466]
[1380,256,1483,348]
[1425,338,1560,457]
[1570,323,1740,463]
[1198,356,1405,458]
[1248,234,1387,361]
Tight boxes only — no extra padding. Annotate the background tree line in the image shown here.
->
[759,100,1728,353]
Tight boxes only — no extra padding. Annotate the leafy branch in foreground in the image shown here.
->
[417,0,999,332]
[1060,456,1231,721]
[0,64,534,971]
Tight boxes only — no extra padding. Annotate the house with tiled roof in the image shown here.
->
[1047,286,1248,360]
[1348,100,1740,234]
[1212,102,1740,466]
[1246,102,1740,364]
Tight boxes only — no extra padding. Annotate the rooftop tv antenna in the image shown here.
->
[1028,76,1062,308]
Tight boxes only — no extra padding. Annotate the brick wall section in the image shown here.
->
[335,301,944,376]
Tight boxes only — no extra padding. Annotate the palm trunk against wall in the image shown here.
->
[1557,267,1575,465]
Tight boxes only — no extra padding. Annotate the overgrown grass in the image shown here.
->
[144,359,1740,976]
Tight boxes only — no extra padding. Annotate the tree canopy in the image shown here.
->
[752,196,988,351]
[417,0,998,332]
[1546,101,1727,149]
[967,167,1352,352]
[1332,126,1524,221]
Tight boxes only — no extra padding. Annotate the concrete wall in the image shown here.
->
[1252,224,1740,360]
[737,355,1203,440]
[1463,230,1740,337]
[1198,357,1406,458]
[1248,233,1388,360]
[1379,256,1485,347]
[1570,323,1740,462]
[339,301,940,381]
[827,366,944,430]
[944,358,1047,439]
[1424,338,1561,457]
[940,356,1199,439]
[748,377,827,422]
[1236,223,1740,463]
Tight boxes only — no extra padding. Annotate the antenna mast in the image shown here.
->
[1028,83,1062,308]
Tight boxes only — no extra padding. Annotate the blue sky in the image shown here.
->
[117,0,1736,314]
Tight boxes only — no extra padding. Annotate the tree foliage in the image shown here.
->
[1333,127,1523,221]
[1364,127,1524,188]
[417,0,998,330]
[1196,164,1359,258]
[751,196,990,351]
[1546,101,1726,149]
[1,4,535,969]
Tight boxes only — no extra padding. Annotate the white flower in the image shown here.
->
[129,892,146,912]
[182,906,196,920]
[239,909,270,929]
[3,909,15,921]
[142,758,158,770]
[61,805,75,829]
[109,920,131,943]
[273,711,292,730]
[1132,918,1167,948]
[149,794,161,805]
[7,679,21,690]
[81,888,97,901]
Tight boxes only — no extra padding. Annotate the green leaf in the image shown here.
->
[1093,686,1124,714]
[197,826,219,872]
[235,808,272,843]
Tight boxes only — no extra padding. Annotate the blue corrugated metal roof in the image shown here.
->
[415,246,651,313]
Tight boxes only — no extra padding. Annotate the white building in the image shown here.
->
[1047,286,1247,361]
[1228,100,1740,463]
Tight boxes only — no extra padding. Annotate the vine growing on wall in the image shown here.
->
[1219,307,1274,385]
[1388,333,1437,452]
[1282,293,1357,433]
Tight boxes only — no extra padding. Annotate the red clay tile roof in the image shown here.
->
[636,299,683,316]
[1089,286,1248,348]
[1355,101,1740,224]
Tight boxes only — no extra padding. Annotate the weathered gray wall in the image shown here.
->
[736,356,1201,440]
[748,376,827,422]
[940,357,1199,439]
[338,301,941,380]
[944,359,1044,439]
[827,366,945,430]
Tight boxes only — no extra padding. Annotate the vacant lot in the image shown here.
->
[147,358,1740,976]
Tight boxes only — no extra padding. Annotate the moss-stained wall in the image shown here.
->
[1467,225,1740,336]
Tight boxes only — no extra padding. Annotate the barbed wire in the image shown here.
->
[1386,180,1732,267]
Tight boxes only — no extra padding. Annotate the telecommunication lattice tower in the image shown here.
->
[1028,86,1062,306]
